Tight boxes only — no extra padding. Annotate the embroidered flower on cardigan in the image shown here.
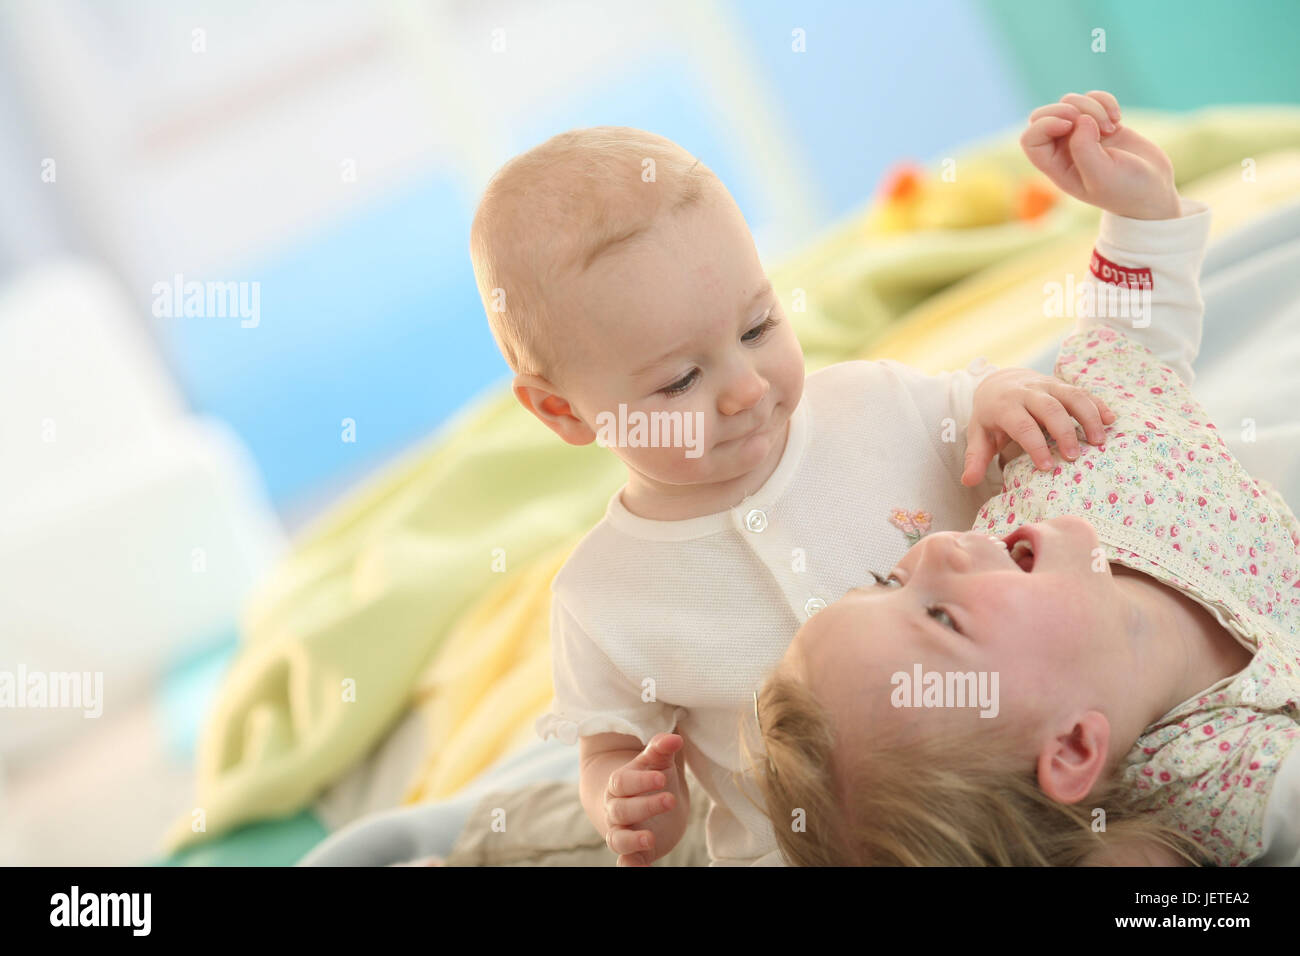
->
[890,509,932,546]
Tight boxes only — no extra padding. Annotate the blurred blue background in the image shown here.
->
[1,0,1297,866]
[5,0,1295,527]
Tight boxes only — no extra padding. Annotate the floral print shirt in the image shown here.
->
[976,325,1300,865]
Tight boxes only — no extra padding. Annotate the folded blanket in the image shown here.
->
[163,106,1300,854]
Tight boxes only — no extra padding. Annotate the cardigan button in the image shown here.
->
[745,509,768,533]
[804,597,827,617]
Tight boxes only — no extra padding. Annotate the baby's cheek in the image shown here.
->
[626,443,714,482]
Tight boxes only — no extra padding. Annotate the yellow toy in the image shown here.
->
[865,160,1058,234]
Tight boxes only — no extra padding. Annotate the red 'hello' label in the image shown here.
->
[1090,249,1153,289]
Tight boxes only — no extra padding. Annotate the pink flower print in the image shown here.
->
[1007,513,1016,523]
[1124,515,1134,526]
[1047,490,1058,501]
[1108,492,1118,504]
[1251,565,1258,576]
[890,509,932,546]
[1230,507,1238,521]
[1170,525,1179,538]
[1151,386,1164,394]
[1083,498,1092,509]
[1198,496,1206,507]
[1144,493,1154,505]
[1073,472,1082,484]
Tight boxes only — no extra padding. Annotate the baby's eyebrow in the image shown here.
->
[630,279,777,379]
[848,577,942,647]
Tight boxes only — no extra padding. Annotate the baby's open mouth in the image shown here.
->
[1001,527,1036,573]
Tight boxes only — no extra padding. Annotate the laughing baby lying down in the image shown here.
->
[747,97,1300,867]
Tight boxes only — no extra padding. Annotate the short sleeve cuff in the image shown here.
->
[534,706,688,747]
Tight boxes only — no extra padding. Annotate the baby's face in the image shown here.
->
[785,516,1125,756]
[548,191,804,487]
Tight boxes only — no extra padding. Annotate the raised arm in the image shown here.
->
[1020,90,1213,385]
[1077,196,1213,387]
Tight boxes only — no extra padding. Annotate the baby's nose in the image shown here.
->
[718,374,767,416]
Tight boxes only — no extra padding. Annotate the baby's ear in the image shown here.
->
[512,373,596,445]
[1035,710,1111,805]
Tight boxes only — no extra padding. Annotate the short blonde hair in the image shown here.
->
[743,665,1207,866]
[469,126,719,384]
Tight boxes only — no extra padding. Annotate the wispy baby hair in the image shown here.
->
[743,664,1206,866]
[469,126,719,384]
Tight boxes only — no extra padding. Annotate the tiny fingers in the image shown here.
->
[1003,407,1053,471]
[1086,89,1122,125]
[604,790,675,827]
[1023,392,1082,461]
[1021,115,1075,150]
[1028,102,1081,124]
[1060,92,1115,134]
[607,825,654,857]
[1049,383,1110,445]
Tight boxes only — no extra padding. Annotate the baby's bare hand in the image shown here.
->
[1021,90,1179,220]
[603,732,683,865]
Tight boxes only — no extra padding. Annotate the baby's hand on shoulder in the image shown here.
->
[1020,90,1181,220]
[964,367,1116,485]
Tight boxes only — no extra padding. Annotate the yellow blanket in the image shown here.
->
[163,107,1300,852]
